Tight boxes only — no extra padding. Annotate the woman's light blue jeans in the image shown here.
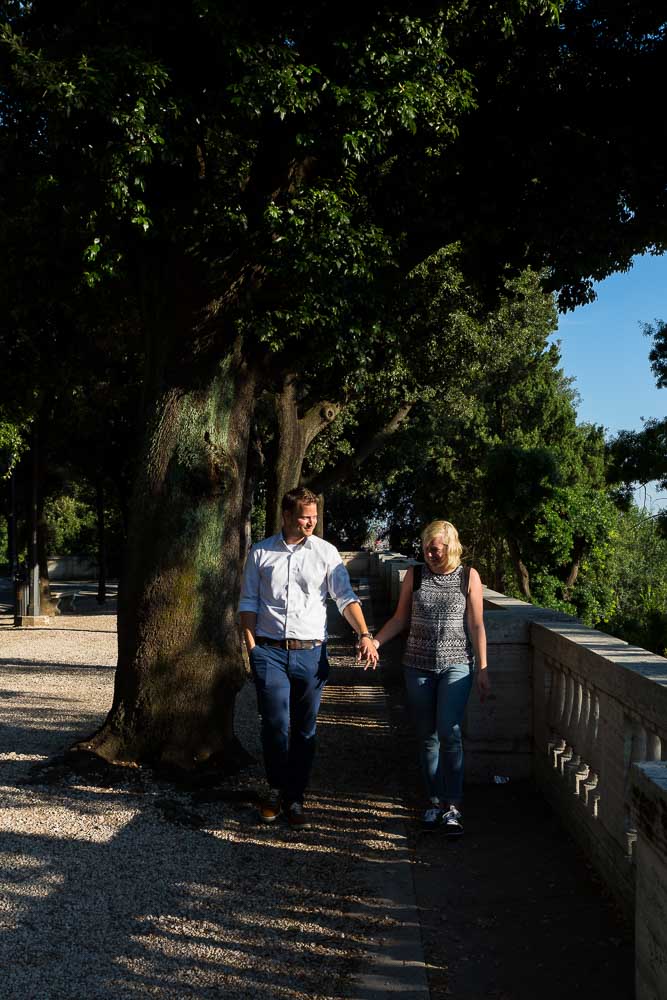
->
[404,662,474,806]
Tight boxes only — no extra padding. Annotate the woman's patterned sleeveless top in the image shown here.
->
[402,564,473,672]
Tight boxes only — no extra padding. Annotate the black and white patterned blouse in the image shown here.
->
[402,564,473,672]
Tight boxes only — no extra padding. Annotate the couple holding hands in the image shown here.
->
[239,487,488,833]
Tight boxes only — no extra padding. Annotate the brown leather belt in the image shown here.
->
[256,637,322,650]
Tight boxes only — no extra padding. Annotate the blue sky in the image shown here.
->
[553,253,667,436]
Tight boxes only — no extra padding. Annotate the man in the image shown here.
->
[239,486,379,829]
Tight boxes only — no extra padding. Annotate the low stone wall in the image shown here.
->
[339,551,372,577]
[47,556,98,580]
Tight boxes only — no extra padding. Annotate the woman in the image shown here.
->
[373,520,489,834]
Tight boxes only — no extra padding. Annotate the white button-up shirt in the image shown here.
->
[238,533,359,641]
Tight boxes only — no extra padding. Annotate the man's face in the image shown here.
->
[282,502,318,543]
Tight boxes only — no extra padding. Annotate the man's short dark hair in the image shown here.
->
[282,487,319,514]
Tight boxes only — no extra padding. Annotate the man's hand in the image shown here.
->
[356,635,379,670]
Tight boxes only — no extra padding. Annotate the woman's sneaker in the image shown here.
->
[421,805,444,831]
[443,806,463,837]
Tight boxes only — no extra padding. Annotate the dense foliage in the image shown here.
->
[601,505,667,657]
[322,269,621,624]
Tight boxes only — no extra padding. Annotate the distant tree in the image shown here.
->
[609,320,667,494]
[327,269,618,622]
[601,504,667,656]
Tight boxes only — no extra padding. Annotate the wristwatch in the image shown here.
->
[357,631,373,641]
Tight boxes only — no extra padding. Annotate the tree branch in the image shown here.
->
[301,400,341,450]
[304,402,413,495]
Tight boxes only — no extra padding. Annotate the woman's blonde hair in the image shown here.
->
[421,520,463,572]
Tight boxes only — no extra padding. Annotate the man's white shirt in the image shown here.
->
[238,533,359,640]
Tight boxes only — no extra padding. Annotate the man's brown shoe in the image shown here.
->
[286,802,311,830]
[259,790,282,823]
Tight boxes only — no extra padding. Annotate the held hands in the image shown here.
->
[356,635,379,670]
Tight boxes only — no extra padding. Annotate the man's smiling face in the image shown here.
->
[282,502,318,544]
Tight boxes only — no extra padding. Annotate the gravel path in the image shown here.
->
[0,607,425,999]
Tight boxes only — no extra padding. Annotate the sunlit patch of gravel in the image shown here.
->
[0,615,412,999]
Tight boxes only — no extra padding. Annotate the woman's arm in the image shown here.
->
[466,567,490,702]
[373,567,414,649]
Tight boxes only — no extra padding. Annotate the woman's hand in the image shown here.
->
[356,635,379,669]
[476,667,490,703]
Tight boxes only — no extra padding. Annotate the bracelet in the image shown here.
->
[357,631,373,641]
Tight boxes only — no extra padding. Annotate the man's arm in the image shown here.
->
[238,547,260,654]
[343,601,379,668]
[239,612,257,654]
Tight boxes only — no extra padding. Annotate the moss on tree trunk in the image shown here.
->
[82,357,257,769]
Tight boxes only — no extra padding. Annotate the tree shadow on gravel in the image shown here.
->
[0,645,415,999]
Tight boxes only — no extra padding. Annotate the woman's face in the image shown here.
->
[423,534,449,572]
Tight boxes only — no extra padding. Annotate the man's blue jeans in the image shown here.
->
[249,643,329,804]
[404,663,474,806]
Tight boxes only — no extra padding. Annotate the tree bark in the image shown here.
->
[240,421,264,565]
[507,535,531,601]
[96,478,107,605]
[81,354,258,768]
[562,536,586,602]
[265,374,340,535]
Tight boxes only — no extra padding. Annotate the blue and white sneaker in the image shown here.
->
[443,806,463,837]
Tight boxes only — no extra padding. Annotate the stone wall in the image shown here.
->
[47,556,98,580]
[532,620,667,915]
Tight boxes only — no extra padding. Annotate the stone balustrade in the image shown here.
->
[532,621,667,910]
[350,549,667,999]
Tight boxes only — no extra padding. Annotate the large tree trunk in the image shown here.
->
[96,478,107,605]
[37,517,58,616]
[265,374,339,535]
[240,421,264,566]
[81,355,258,769]
[32,424,58,617]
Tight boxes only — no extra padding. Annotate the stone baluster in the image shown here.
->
[564,679,585,790]
[558,672,575,775]
[548,666,567,769]
[648,731,662,762]
[582,693,600,816]
[564,679,585,786]
[574,684,592,797]
[625,719,648,862]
